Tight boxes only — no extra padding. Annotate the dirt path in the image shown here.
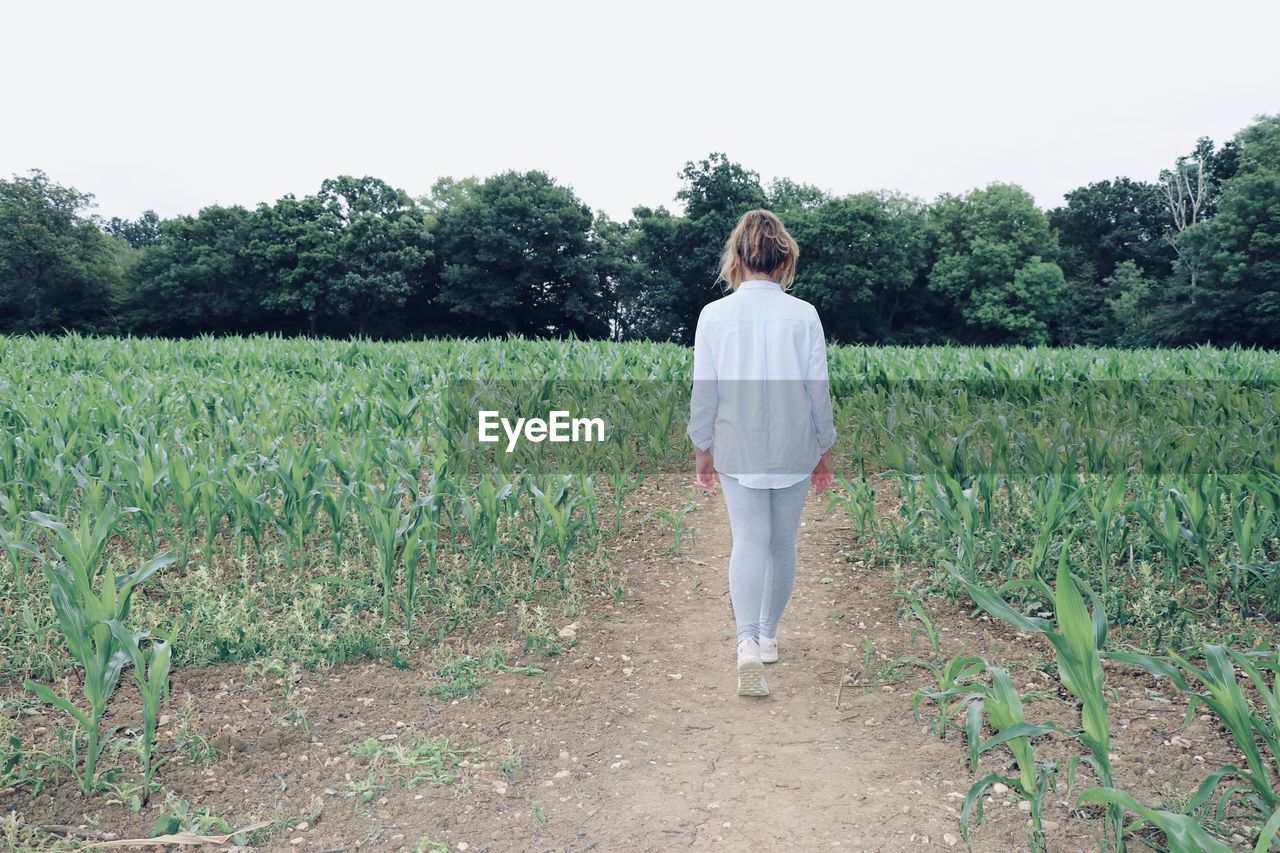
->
[337,471,1051,852]
[519,474,983,851]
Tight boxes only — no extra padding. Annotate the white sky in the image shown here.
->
[3,1,1277,224]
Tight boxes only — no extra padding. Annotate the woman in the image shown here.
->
[687,208,837,698]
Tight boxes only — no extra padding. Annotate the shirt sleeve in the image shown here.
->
[805,309,836,454]
[687,307,717,452]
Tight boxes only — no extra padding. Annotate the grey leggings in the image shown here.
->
[719,473,810,643]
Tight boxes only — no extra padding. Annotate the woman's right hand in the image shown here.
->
[811,450,834,495]
[694,447,719,495]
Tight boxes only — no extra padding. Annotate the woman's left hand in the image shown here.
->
[694,447,719,495]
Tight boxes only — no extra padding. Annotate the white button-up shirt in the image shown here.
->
[687,279,837,489]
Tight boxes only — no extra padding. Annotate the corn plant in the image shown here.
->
[194,464,224,570]
[1087,475,1130,598]
[961,667,1058,851]
[422,448,457,535]
[825,472,878,539]
[460,471,509,566]
[604,455,643,533]
[651,502,696,557]
[398,494,442,629]
[1170,473,1221,598]
[896,596,987,738]
[166,445,202,569]
[1107,643,1280,843]
[1024,475,1083,581]
[950,541,1122,848]
[881,440,924,513]
[1136,487,1187,589]
[1226,477,1275,615]
[1074,788,1235,853]
[109,434,168,553]
[317,462,356,567]
[42,442,84,519]
[884,503,928,552]
[0,493,36,596]
[24,500,174,794]
[352,480,417,623]
[268,442,325,572]
[104,620,179,804]
[1227,479,1265,568]
[571,475,600,557]
[223,459,270,569]
[977,467,1006,525]
[917,425,975,487]
[925,472,983,583]
[526,475,591,573]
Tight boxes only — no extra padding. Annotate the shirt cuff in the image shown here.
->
[816,429,836,455]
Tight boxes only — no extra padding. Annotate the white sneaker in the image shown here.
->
[736,638,769,696]
[758,634,778,663]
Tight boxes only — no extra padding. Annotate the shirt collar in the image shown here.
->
[737,279,782,292]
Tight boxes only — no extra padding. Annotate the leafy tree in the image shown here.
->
[618,204,687,340]
[766,177,830,217]
[588,211,640,341]
[626,153,769,343]
[1004,260,1066,345]
[244,193,334,335]
[311,176,434,337]
[1181,170,1280,348]
[1053,259,1113,347]
[1103,260,1158,348]
[125,177,433,338]
[677,153,768,222]
[1046,176,1159,346]
[1049,178,1173,284]
[1148,132,1249,344]
[420,175,481,222]
[0,169,124,333]
[11,123,1279,346]
[120,205,262,336]
[787,191,929,343]
[105,210,164,249]
[1232,113,1280,175]
[926,183,1065,345]
[431,170,604,337]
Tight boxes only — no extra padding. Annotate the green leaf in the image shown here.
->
[24,680,90,729]
[977,721,1057,755]
[1104,651,1190,690]
[151,813,181,837]
[1076,787,1233,853]
[947,564,1052,634]
[961,773,1021,839]
[119,552,176,593]
[1253,804,1280,853]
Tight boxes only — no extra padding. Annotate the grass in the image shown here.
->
[345,731,471,802]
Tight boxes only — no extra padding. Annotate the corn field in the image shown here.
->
[1,333,1278,850]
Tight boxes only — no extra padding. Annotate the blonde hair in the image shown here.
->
[717,208,800,292]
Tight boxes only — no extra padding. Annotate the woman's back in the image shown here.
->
[688,278,835,489]
[693,278,824,381]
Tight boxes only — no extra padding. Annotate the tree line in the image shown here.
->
[2,114,1277,348]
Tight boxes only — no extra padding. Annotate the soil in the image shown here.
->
[0,472,1250,852]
